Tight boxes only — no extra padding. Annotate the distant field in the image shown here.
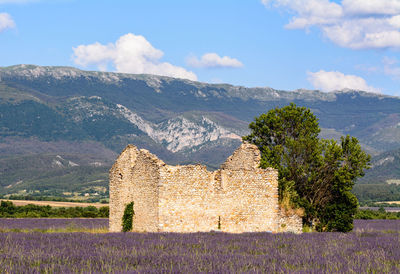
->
[377,201,400,205]
[0,199,107,208]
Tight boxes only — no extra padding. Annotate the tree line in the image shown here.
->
[356,208,400,220]
[0,201,109,218]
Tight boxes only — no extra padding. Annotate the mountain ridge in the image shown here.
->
[0,64,399,201]
[1,64,399,151]
[2,64,397,101]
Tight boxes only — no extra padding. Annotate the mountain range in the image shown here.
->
[0,64,399,201]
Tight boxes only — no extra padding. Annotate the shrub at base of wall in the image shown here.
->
[122,202,134,232]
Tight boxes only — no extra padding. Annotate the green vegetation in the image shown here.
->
[244,103,370,232]
[122,202,134,232]
[354,147,400,204]
[356,208,400,220]
[0,201,109,218]
[0,99,143,143]
[353,184,400,205]
[0,101,86,141]
[0,154,109,201]
[359,148,400,184]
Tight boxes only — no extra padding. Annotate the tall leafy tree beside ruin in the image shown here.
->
[243,103,370,232]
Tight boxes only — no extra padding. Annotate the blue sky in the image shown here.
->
[1,0,400,96]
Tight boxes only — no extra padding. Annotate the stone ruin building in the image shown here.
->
[109,143,302,233]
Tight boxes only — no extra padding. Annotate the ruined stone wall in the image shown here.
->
[157,143,281,233]
[110,143,303,233]
[109,146,163,232]
[220,143,261,170]
[129,150,163,232]
[217,168,279,233]
[216,144,280,233]
[157,165,279,233]
[278,211,303,233]
[158,165,218,232]
[109,145,138,232]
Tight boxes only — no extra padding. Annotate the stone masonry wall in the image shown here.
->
[129,150,163,232]
[109,145,138,232]
[278,211,303,233]
[158,164,217,232]
[215,144,280,232]
[109,146,164,232]
[216,168,279,233]
[109,143,302,233]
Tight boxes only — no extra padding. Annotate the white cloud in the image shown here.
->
[307,70,380,93]
[187,53,243,68]
[342,0,400,16]
[0,13,15,32]
[72,33,197,81]
[73,42,115,68]
[262,0,400,49]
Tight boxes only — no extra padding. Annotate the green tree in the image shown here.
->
[243,103,370,232]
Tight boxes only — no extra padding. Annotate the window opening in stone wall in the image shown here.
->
[119,173,123,179]
[218,216,221,230]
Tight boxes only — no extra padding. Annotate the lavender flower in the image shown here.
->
[0,219,399,273]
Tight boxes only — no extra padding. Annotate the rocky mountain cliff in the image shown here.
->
[0,64,399,200]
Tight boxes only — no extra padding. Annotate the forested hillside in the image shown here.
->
[0,65,399,201]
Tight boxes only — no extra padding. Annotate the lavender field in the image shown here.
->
[354,219,400,232]
[0,219,399,273]
[0,218,108,231]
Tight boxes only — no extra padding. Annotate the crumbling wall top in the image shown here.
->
[137,148,166,167]
[220,143,261,171]
[111,144,166,171]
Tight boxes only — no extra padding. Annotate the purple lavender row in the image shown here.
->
[354,219,400,232]
[2,218,400,232]
[0,218,108,230]
[1,231,399,273]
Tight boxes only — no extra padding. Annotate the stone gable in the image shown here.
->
[109,143,302,233]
